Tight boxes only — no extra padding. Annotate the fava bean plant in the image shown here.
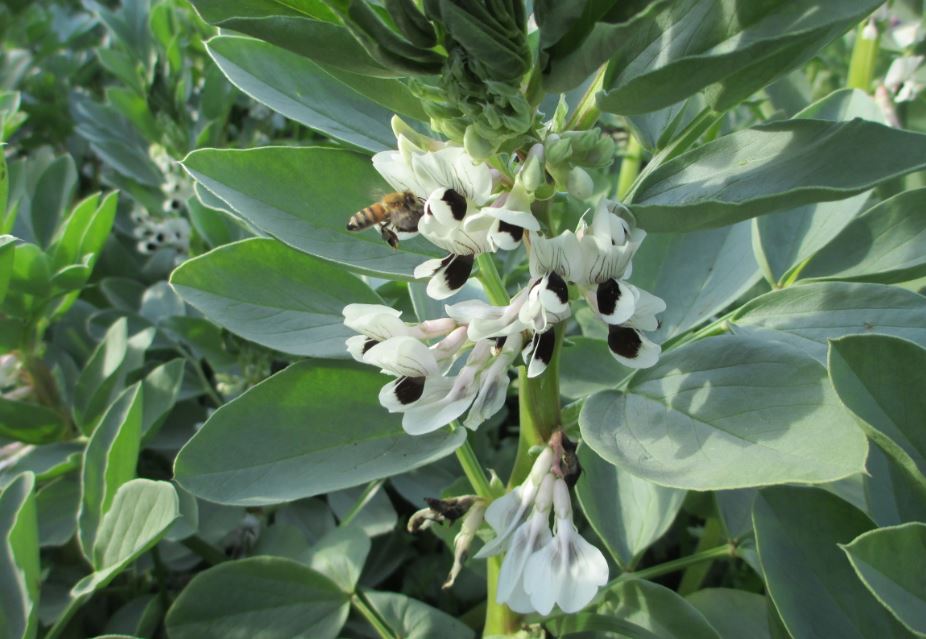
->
[3,1,926,638]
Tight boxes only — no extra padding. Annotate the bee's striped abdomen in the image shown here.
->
[347,203,387,231]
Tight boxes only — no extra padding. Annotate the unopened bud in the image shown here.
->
[464,126,495,162]
[567,167,594,200]
[407,495,476,533]
[545,137,572,166]
[528,446,555,485]
[391,115,442,152]
[862,18,878,41]
[518,143,546,192]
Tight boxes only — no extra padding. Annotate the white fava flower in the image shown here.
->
[523,478,609,615]
[476,447,555,558]
[495,473,556,613]
[885,55,924,102]
[463,333,523,430]
[343,304,457,361]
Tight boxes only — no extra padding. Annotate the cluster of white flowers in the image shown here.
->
[343,303,523,434]
[343,126,664,434]
[476,444,608,615]
[130,207,191,263]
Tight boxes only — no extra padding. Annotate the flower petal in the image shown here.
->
[524,329,556,378]
[364,336,441,377]
[596,279,636,325]
[425,254,475,300]
[372,150,425,195]
[607,325,661,368]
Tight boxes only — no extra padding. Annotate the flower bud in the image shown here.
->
[567,167,594,200]
[464,125,495,163]
[518,143,546,193]
[533,473,556,512]
[545,137,572,166]
[552,477,573,519]
[528,446,555,485]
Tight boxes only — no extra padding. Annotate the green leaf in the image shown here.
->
[592,0,881,114]
[580,335,868,490]
[629,220,760,340]
[0,398,66,445]
[752,89,883,285]
[174,361,465,506]
[605,579,721,639]
[72,318,155,432]
[182,147,441,280]
[306,526,370,593]
[207,36,396,152]
[170,238,382,359]
[0,473,39,639]
[865,446,926,527]
[0,235,15,304]
[575,445,685,568]
[629,119,926,232]
[731,282,926,362]
[30,155,77,249]
[77,384,143,559]
[754,486,915,639]
[49,191,118,274]
[799,188,926,284]
[841,523,926,636]
[140,359,185,439]
[73,479,180,597]
[36,477,80,547]
[685,589,771,639]
[828,335,926,489]
[559,336,628,399]
[188,1,396,76]
[0,443,82,486]
[361,590,474,639]
[164,556,349,639]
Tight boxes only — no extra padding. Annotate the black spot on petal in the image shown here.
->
[442,189,467,220]
[497,220,524,243]
[597,279,621,316]
[608,325,642,359]
[362,338,379,355]
[533,329,556,366]
[545,272,568,304]
[443,254,474,292]
[394,376,426,405]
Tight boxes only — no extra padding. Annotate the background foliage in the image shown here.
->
[2,1,926,638]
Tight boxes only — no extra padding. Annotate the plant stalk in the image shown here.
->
[616,133,643,200]
[847,20,880,92]
[476,253,510,306]
[565,65,607,131]
[352,592,398,639]
[454,433,493,499]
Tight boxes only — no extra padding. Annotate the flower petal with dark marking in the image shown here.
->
[394,376,426,405]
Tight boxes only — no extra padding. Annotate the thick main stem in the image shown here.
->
[508,324,564,488]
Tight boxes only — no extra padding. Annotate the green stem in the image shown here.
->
[847,21,879,92]
[177,343,224,407]
[339,479,385,527]
[508,324,564,489]
[453,432,492,499]
[616,133,643,201]
[352,592,398,639]
[565,65,607,131]
[484,555,520,634]
[476,253,510,306]
[181,536,227,566]
[614,544,734,586]
[678,517,725,595]
[43,596,84,639]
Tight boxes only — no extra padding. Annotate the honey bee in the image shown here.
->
[346,191,424,248]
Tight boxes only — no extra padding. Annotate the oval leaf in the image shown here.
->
[731,282,926,362]
[580,335,868,490]
[174,361,465,505]
[181,147,440,279]
[629,119,926,232]
[170,237,382,358]
[841,523,926,636]
[753,486,915,639]
[165,556,348,639]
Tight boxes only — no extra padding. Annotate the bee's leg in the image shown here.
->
[379,224,399,250]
